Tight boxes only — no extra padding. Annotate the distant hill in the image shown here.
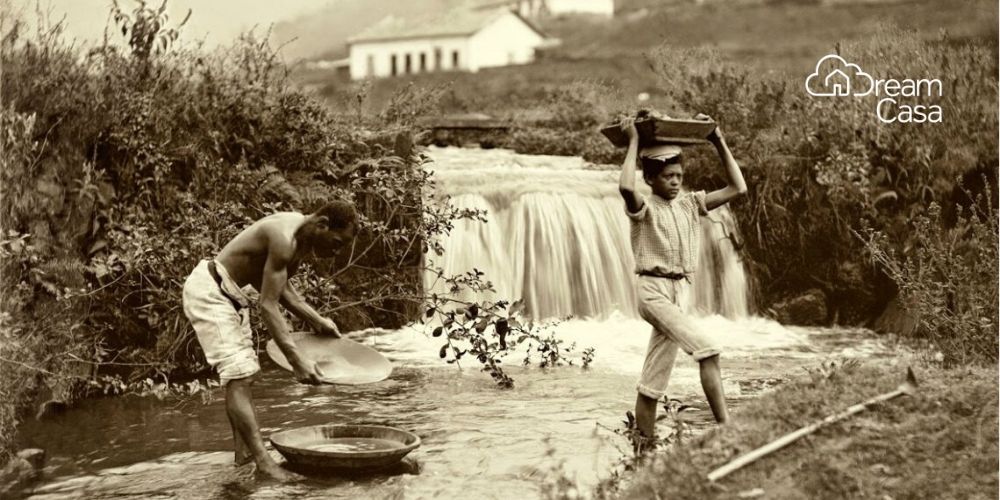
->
[543,0,997,66]
[288,0,996,114]
[275,0,995,65]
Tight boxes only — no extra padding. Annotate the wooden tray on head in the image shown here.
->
[601,116,717,148]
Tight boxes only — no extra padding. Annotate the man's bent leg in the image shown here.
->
[225,376,299,481]
[698,355,729,424]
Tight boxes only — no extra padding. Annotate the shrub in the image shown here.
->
[503,80,627,163]
[640,28,998,320]
[0,105,96,465]
[860,196,998,366]
[0,2,591,465]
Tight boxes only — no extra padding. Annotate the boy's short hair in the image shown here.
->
[315,200,357,230]
[641,155,683,181]
[639,144,683,181]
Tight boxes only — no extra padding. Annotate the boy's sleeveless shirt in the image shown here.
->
[626,191,708,276]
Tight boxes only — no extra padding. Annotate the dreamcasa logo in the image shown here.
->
[805,54,943,123]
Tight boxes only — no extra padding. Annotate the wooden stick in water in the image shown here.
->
[707,367,919,483]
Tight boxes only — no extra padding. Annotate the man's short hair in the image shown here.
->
[315,200,357,230]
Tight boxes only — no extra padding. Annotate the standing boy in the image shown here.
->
[618,115,747,447]
[182,201,357,480]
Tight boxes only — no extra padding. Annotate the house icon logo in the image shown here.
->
[805,54,875,97]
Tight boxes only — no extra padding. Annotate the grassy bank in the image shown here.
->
[619,361,998,499]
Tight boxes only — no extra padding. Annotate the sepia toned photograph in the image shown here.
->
[0,0,997,498]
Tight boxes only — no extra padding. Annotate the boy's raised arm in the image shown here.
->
[703,119,748,211]
[618,117,644,214]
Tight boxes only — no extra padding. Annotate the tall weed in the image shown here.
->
[860,195,998,365]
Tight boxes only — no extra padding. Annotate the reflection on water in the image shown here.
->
[303,438,401,453]
[20,320,888,499]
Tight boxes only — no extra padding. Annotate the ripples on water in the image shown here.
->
[21,316,887,499]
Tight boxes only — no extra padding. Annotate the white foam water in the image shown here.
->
[423,146,749,321]
[352,146,822,376]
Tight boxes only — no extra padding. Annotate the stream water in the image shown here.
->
[17,147,889,499]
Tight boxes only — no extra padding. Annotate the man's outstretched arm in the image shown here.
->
[259,245,323,384]
[280,283,341,337]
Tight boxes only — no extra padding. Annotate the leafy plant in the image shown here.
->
[859,192,998,366]
[583,400,697,499]
[804,357,862,384]
[110,0,190,62]
[423,272,593,389]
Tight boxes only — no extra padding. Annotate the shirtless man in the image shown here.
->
[181,200,357,480]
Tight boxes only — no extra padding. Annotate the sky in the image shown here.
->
[4,0,332,50]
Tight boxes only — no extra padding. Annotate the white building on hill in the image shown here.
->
[513,0,616,18]
[346,7,549,80]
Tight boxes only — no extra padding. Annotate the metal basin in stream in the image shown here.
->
[271,424,420,470]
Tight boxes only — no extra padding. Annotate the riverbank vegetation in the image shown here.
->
[0,2,586,464]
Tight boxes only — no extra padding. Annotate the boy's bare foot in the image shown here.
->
[632,433,658,457]
[255,461,303,482]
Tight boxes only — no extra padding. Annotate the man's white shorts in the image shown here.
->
[182,260,259,383]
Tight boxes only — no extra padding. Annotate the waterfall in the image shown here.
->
[424,147,750,320]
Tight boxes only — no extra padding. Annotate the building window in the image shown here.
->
[434,48,442,70]
[366,54,374,77]
[419,52,427,72]
[452,50,460,69]
[405,53,412,74]
[390,54,398,76]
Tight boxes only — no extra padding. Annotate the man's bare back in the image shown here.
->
[216,212,306,290]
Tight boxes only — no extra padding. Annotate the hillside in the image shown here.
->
[546,0,996,71]
[289,0,998,114]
